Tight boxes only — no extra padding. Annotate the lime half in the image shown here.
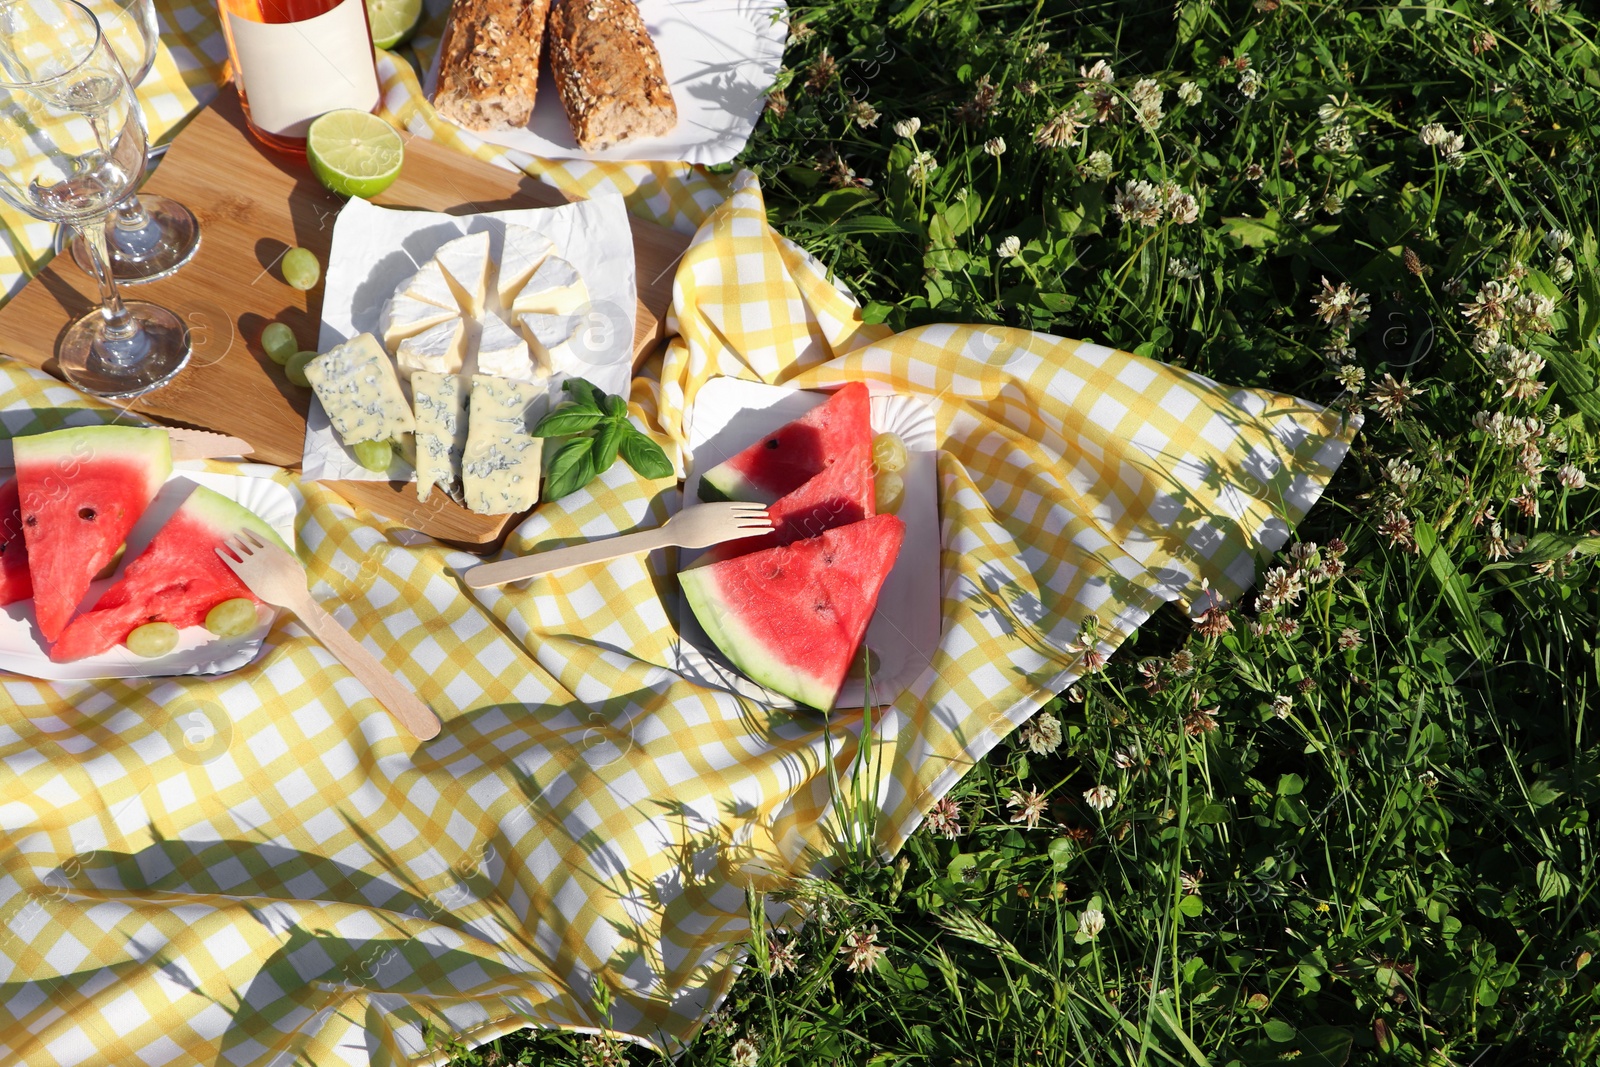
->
[367,0,422,49]
[306,109,404,199]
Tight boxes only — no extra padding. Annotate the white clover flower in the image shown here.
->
[1271,694,1293,719]
[847,99,880,128]
[1558,464,1587,489]
[1130,78,1164,131]
[1420,122,1466,159]
[1079,59,1115,83]
[1310,277,1372,330]
[1317,94,1353,126]
[1545,228,1573,253]
[984,136,1006,156]
[1238,68,1262,99]
[1078,908,1106,938]
[1169,257,1200,280]
[732,1037,760,1066]
[1552,256,1575,283]
[1083,784,1117,811]
[892,117,921,139]
[1113,179,1164,227]
[1529,0,1562,14]
[1022,711,1062,754]
[1034,104,1087,149]
[996,235,1021,259]
[1177,81,1202,106]
[1079,150,1115,182]
[1386,457,1421,489]
[1337,364,1366,393]
[1316,123,1355,155]
[905,150,938,184]
[1167,192,1200,225]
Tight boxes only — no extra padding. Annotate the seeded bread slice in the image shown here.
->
[546,0,677,151]
[432,0,552,131]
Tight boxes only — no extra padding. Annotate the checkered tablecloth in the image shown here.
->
[0,4,1360,1065]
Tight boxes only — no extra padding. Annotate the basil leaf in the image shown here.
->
[532,407,606,438]
[562,378,603,409]
[591,419,625,472]
[619,427,673,479]
[604,394,628,421]
[543,437,597,501]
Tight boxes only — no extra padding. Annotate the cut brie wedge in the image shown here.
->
[380,294,457,351]
[395,316,468,381]
[399,259,457,310]
[494,225,556,312]
[434,231,492,317]
[519,313,590,377]
[475,312,537,381]
[509,255,589,317]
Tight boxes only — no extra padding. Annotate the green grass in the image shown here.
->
[444,0,1600,1063]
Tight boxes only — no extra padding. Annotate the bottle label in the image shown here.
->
[226,0,380,138]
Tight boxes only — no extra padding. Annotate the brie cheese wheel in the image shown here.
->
[475,312,536,381]
[435,231,492,317]
[305,333,415,447]
[379,294,457,352]
[509,255,589,317]
[395,316,468,381]
[399,259,457,310]
[494,225,556,312]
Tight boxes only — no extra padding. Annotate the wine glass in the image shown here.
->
[0,0,190,397]
[58,0,201,282]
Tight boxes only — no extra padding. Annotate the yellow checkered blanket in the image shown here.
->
[0,11,1358,1066]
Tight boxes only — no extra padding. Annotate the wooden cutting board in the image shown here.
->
[0,89,692,548]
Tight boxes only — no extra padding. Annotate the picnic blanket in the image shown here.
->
[0,9,1360,1066]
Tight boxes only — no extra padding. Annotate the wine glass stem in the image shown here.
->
[111,191,150,233]
[75,216,138,347]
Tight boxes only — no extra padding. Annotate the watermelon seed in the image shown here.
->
[764,438,780,449]
[24,515,36,527]
[78,507,97,521]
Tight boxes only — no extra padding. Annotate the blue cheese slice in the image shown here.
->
[395,316,468,382]
[494,225,556,312]
[462,374,546,515]
[435,231,491,317]
[305,333,415,447]
[475,312,536,380]
[380,295,457,352]
[399,260,457,310]
[509,255,588,316]
[411,371,468,503]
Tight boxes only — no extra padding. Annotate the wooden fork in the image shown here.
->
[463,501,773,589]
[215,531,442,741]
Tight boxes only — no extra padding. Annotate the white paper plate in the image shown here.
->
[0,472,296,682]
[675,378,941,711]
[421,0,788,165]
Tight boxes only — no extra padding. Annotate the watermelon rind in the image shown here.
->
[680,564,837,712]
[181,484,292,554]
[695,382,872,506]
[12,424,171,503]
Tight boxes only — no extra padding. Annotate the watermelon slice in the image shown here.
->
[680,514,905,711]
[50,485,290,662]
[700,432,875,565]
[0,478,30,606]
[697,382,872,504]
[15,425,171,642]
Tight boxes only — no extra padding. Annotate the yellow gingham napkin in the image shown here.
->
[0,11,1360,1066]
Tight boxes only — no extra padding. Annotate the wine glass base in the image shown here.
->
[59,302,191,398]
[68,195,201,283]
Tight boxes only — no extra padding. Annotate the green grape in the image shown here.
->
[281,246,321,290]
[285,350,318,387]
[205,598,258,638]
[875,469,905,515]
[872,432,908,473]
[261,322,298,365]
[126,621,179,658]
[352,438,393,472]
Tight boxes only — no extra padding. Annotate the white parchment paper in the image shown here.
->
[303,195,637,483]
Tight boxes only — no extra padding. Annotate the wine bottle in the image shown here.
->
[217,0,382,153]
